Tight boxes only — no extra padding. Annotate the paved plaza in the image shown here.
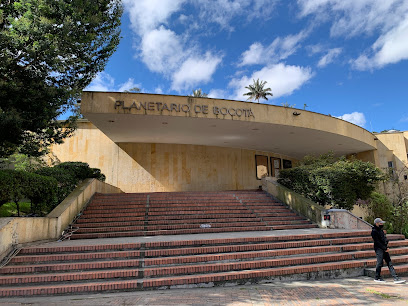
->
[1,276,407,306]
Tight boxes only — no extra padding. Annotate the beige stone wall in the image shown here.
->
[50,122,296,193]
[374,132,408,200]
[81,92,377,148]
[0,179,122,261]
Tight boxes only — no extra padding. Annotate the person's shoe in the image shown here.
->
[374,277,385,282]
[394,278,406,284]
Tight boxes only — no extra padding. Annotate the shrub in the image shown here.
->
[56,162,106,181]
[35,162,105,206]
[278,152,385,210]
[0,162,105,216]
[35,166,78,205]
[0,170,14,208]
[24,172,58,214]
[0,169,58,216]
[358,192,394,231]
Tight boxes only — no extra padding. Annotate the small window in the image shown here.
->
[388,161,394,168]
[255,155,269,180]
[282,159,292,169]
[270,157,281,177]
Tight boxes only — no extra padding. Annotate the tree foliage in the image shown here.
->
[278,152,385,210]
[0,161,105,216]
[243,79,273,103]
[191,89,208,97]
[0,0,122,157]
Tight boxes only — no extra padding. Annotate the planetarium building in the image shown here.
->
[51,91,408,194]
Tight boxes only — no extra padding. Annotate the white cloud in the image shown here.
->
[317,48,342,67]
[117,78,141,93]
[229,63,314,100]
[124,0,233,92]
[240,30,309,66]
[123,0,186,35]
[353,16,408,70]
[336,112,366,127]
[306,44,325,55]
[172,53,222,91]
[85,73,142,93]
[208,89,228,99]
[194,0,279,31]
[140,26,185,74]
[297,0,408,69]
[155,87,164,94]
[298,0,407,38]
[85,72,115,91]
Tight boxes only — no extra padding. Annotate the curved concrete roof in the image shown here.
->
[81,92,377,159]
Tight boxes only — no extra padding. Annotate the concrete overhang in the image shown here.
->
[81,92,377,159]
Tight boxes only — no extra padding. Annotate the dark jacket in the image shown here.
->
[371,225,388,251]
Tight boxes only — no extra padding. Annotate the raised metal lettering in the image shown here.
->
[170,103,180,112]
[228,108,236,116]
[114,101,124,109]
[181,104,190,112]
[202,105,209,114]
[162,103,170,112]
[194,105,202,113]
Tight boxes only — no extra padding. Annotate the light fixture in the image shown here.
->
[162,122,168,125]
[293,111,301,116]
[252,128,259,131]
[108,120,115,123]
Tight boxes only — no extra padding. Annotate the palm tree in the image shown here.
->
[191,89,208,97]
[243,79,273,103]
[124,87,141,93]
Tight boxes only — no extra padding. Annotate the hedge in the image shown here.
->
[277,153,385,210]
[0,162,105,216]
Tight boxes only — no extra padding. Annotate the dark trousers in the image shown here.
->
[375,248,397,278]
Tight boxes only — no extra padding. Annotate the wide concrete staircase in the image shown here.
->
[1,231,408,297]
[70,190,317,239]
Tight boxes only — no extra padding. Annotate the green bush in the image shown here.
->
[0,170,14,208]
[278,153,385,210]
[359,192,394,231]
[0,169,58,216]
[359,193,408,238]
[35,166,79,205]
[24,172,58,214]
[0,162,105,216]
[35,162,105,206]
[56,162,106,181]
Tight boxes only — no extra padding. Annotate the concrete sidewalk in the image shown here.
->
[1,276,407,305]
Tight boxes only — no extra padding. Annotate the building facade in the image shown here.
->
[50,92,408,195]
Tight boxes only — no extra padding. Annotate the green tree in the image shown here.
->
[243,79,273,103]
[191,89,208,97]
[0,0,122,157]
[124,87,141,93]
[278,152,385,210]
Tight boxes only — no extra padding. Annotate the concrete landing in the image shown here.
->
[31,228,370,248]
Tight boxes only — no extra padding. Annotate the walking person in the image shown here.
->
[371,218,406,283]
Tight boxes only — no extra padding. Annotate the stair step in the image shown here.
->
[365,263,408,278]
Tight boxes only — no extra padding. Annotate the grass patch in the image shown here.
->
[0,202,31,217]
[366,289,401,300]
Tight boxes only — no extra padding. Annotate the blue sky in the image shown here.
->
[85,0,408,132]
